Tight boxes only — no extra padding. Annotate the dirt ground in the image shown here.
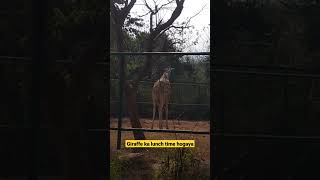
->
[110,117,210,165]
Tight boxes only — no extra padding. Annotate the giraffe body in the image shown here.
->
[151,68,173,129]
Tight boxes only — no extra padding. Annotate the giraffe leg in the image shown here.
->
[166,105,169,129]
[158,106,162,129]
[152,104,156,129]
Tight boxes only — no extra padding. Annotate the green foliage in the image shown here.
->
[110,29,209,82]
[109,152,143,179]
[154,149,209,180]
[124,14,145,36]
[110,152,154,180]
[110,152,122,179]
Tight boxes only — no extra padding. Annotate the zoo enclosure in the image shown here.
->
[110,79,210,119]
[109,52,211,150]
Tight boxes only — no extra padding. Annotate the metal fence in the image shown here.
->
[108,51,320,157]
[109,52,211,149]
[3,53,320,140]
[109,78,210,119]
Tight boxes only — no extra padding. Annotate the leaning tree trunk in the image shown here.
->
[126,35,156,140]
[124,80,145,140]
[115,24,146,140]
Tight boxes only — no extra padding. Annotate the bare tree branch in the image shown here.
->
[159,0,175,9]
[154,25,171,40]
[132,0,185,85]
[152,0,157,6]
[143,0,178,34]
[157,17,164,26]
[122,0,137,21]
[153,22,190,41]
[151,0,185,39]
[144,0,154,13]
[170,25,192,29]
[153,4,206,42]
[187,4,207,22]
[138,11,151,18]
[155,0,175,26]
[111,0,137,26]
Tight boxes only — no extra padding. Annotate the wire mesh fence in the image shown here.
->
[109,78,210,120]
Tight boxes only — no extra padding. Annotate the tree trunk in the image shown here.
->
[115,24,146,140]
[125,80,146,140]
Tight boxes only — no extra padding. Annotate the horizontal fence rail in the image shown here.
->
[91,128,210,135]
[214,69,320,78]
[110,78,210,86]
[212,133,320,142]
[110,52,210,56]
[211,63,320,71]
[3,56,320,77]
[2,55,320,74]
[89,129,320,141]
[109,101,210,107]
[0,56,107,65]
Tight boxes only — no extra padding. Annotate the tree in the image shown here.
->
[111,0,148,141]
[123,0,185,140]
[111,0,186,141]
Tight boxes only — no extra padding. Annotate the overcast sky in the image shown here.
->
[129,0,210,52]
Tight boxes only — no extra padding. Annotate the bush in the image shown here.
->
[155,149,209,180]
[110,152,154,180]
[110,152,123,180]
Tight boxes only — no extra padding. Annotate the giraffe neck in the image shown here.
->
[160,72,170,82]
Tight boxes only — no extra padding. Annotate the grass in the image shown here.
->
[110,150,154,180]
[110,152,122,180]
[154,148,209,180]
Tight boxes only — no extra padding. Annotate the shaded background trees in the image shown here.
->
[214,1,320,179]
[215,0,320,135]
[1,0,106,178]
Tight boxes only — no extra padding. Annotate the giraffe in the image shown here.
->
[151,67,174,129]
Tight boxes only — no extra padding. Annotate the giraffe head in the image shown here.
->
[163,67,175,79]
[164,67,175,73]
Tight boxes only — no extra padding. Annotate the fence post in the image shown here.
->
[117,54,125,149]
